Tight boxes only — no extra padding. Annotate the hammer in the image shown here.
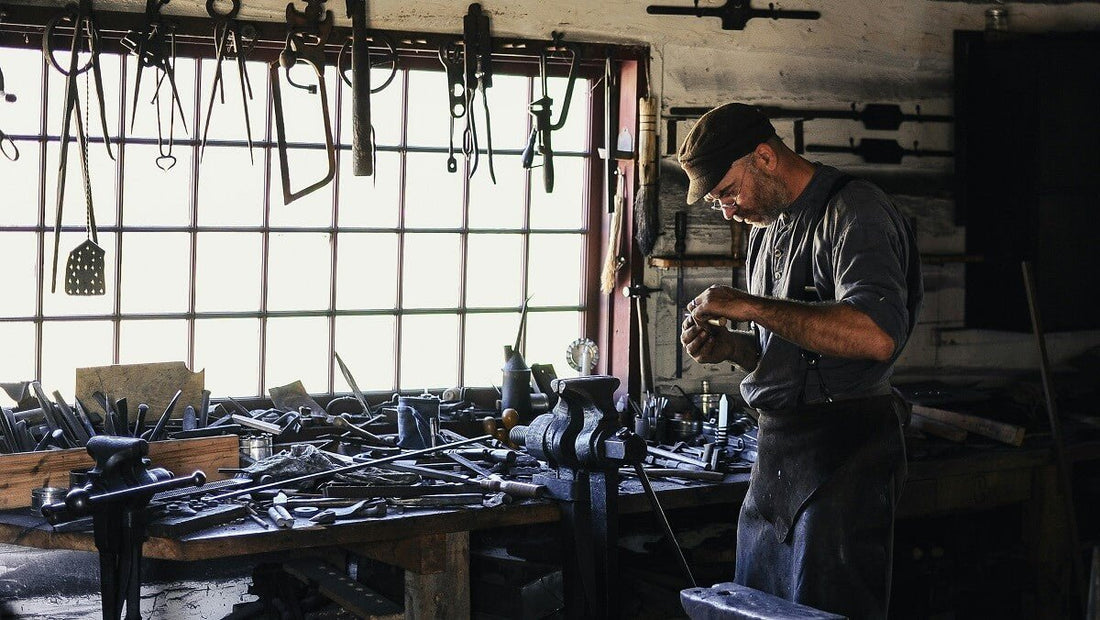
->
[623,284,660,394]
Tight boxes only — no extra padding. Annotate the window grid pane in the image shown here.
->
[1,39,596,397]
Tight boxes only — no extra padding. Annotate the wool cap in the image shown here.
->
[677,103,776,204]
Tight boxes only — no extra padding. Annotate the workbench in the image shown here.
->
[0,472,749,618]
[0,440,1092,618]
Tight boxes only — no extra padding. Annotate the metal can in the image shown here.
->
[240,435,273,462]
[31,487,67,513]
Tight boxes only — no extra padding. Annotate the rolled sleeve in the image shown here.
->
[831,198,911,351]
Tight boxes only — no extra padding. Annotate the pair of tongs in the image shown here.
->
[43,0,113,295]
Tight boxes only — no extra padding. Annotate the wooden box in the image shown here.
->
[0,435,239,510]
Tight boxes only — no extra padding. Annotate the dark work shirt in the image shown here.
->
[740,165,923,411]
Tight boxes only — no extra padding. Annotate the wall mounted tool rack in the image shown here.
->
[664,103,953,157]
[0,5,647,80]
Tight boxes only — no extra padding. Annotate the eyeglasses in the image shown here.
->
[704,162,749,211]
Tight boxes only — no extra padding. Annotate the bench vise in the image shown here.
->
[41,435,205,620]
[509,375,646,619]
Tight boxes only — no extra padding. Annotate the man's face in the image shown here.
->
[703,155,789,227]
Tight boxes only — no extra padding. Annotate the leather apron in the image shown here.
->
[734,394,908,620]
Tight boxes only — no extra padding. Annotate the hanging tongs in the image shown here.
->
[271,0,336,204]
[201,0,257,163]
[522,31,578,193]
[43,0,113,295]
[122,0,187,135]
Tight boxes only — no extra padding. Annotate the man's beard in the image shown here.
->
[746,164,790,226]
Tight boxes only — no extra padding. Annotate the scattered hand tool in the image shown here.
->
[114,397,129,437]
[334,352,382,421]
[444,451,546,499]
[268,504,295,528]
[53,390,93,445]
[646,0,820,31]
[209,434,493,503]
[271,0,336,204]
[308,498,386,524]
[522,31,578,193]
[200,0,256,163]
[332,414,393,446]
[142,389,182,442]
[43,0,113,296]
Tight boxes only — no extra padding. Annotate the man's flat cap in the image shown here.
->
[677,103,776,204]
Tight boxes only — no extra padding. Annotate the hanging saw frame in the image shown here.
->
[270,0,337,205]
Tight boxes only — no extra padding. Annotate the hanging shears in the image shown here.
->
[200,0,257,163]
[42,0,115,293]
[522,31,578,193]
[122,0,187,136]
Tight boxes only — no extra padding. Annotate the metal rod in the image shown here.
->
[632,463,696,587]
[1022,261,1088,611]
[208,434,493,502]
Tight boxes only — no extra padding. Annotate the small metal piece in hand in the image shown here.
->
[65,238,106,295]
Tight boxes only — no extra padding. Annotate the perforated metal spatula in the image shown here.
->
[62,107,106,296]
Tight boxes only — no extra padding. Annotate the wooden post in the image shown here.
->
[403,531,469,619]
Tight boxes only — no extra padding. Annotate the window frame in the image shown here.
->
[0,7,645,398]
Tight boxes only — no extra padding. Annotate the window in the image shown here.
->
[0,24,606,399]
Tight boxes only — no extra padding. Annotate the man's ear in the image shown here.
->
[753,142,778,172]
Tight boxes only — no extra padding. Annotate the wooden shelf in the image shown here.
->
[649,254,984,269]
[649,255,743,269]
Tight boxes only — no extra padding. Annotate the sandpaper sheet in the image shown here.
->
[75,361,205,420]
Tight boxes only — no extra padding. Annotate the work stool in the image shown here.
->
[681,582,845,620]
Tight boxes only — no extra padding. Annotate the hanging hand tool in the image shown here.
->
[464,2,495,182]
[438,41,465,174]
[646,0,820,31]
[121,0,188,136]
[43,0,114,295]
[271,0,336,204]
[806,137,953,165]
[635,94,660,256]
[623,284,659,396]
[522,31,578,193]
[200,0,256,163]
[674,210,687,378]
[0,60,18,162]
[345,0,372,176]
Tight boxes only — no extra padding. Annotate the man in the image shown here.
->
[678,103,923,619]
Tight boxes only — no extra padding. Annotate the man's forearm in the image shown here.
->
[748,296,895,361]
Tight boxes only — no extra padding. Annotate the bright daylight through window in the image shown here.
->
[0,43,595,399]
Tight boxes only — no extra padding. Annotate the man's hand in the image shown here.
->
[681,315,734,364]
[688,284,758,323]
